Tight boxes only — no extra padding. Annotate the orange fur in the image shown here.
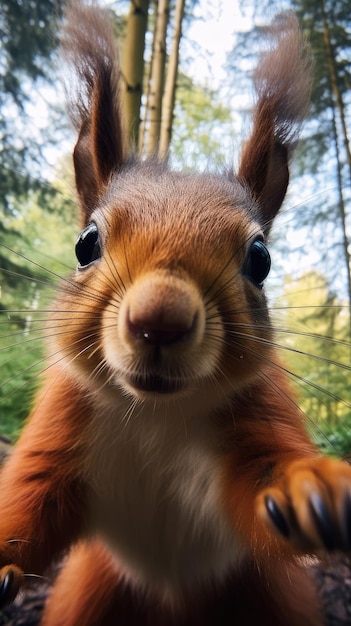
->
[1,4,351,625]
[0,369,89,573]
[42,541,121,626]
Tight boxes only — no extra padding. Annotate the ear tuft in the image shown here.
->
[61,1,126,223]
[238,12,312,234]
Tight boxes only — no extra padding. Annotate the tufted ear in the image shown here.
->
[61,1,126,224]
[238,13,311,235]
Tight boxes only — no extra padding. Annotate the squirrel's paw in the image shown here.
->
[256,457,351,552]
[0,565,24,608]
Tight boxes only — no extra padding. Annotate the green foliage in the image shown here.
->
[0,176,77,439]
[0,339,43,440]
[171,73,235,169]
[274,271,351,455]
[317,419,351,459]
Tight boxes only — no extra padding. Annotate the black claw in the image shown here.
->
[309,492,337,551]
[0,570,14,609]
[342,492,351,550]
[265,495,290,538]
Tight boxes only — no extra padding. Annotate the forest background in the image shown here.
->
[0,0,350,457]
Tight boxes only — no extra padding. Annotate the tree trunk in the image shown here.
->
[321,1,351,185]
[159,0,185,158]
[321,1,351,342]
[145,0,170,156]
[121,0,149,147]
[330,101,351,337]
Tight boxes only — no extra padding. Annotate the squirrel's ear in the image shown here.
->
[61,2,126,223]
[238,13,311,235]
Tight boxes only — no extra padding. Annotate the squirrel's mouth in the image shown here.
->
[125,373,185,395]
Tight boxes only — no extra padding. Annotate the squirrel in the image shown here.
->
[0,3,350,625]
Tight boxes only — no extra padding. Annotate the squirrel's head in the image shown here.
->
[53,7,310,401]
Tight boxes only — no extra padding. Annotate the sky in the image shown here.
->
[184,0,253,86]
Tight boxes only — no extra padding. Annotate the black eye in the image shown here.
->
[75,222,102,267]
[243,239,271,287]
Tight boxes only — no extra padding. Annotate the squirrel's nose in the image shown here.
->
[126,275,200,346]
[127,313,196,346]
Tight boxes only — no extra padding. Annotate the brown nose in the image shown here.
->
[126,275,200,346]
[127,314,196,345]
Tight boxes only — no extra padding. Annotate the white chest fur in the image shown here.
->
[83,391,241,595]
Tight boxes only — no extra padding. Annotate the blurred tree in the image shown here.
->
[144,0,169,154]
[124,0,193,157]
[291,0,351,330]
[120,0,149,146]
[159,0,185,157]
[0,0,65,207]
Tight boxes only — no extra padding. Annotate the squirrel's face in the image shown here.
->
[55,6,307,404]
[49,165,273,401]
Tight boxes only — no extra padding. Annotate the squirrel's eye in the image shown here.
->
[75,222,102,267]
[243,239,271,288]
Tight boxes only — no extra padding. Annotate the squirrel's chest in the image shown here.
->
[84,399,240,592]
